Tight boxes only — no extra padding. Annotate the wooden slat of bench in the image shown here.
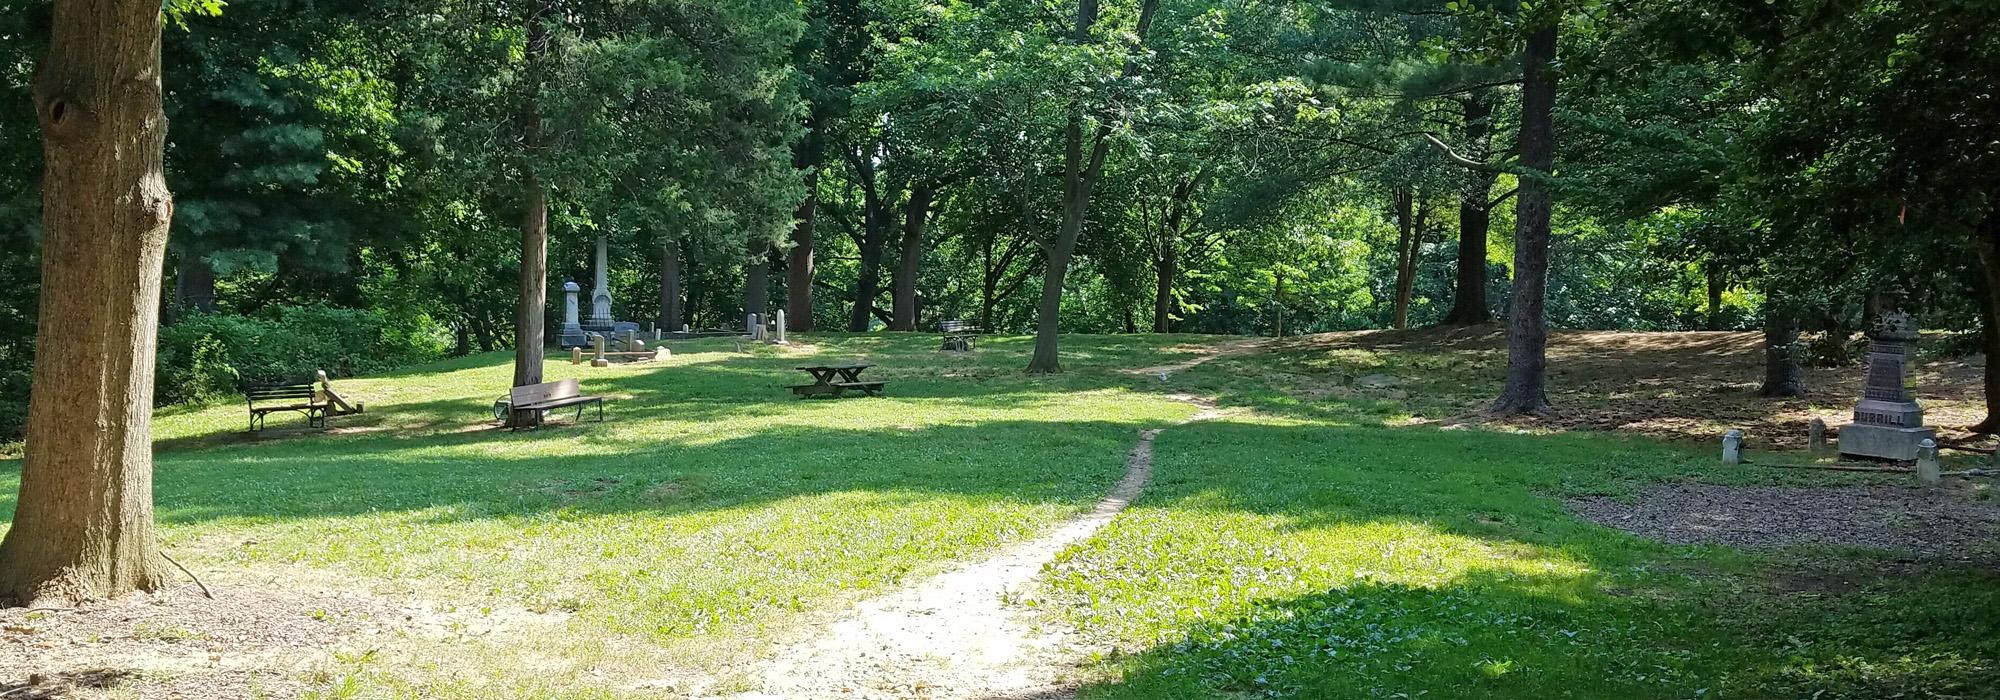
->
[510,378,581,407]
[244,386,314,399]
[517,395,601,411]
[833,381,885,388]
[250,403,319,413]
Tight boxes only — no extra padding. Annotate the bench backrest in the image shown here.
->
[940,320,971,333]
[511,378,581,406]
[243,381,317,406]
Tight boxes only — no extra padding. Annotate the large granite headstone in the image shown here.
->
[558,281,589,349]
[1838,307,1936,460]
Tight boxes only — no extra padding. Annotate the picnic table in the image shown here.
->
[789,363,886,398]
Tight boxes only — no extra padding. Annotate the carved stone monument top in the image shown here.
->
[1838,300,1935,460]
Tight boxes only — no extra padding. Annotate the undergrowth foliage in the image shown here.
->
[155,304,444,404]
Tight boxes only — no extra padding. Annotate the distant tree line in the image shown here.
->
[0,0,1995,436]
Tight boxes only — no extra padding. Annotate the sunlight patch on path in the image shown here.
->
[721,406,1222,700]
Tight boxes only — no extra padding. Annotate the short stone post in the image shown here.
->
[571,346,583,365]
[592,334,609,368]
[621,328,637,352]
[1916,438,1941,486]
[774,310,787,344]
[682,323,691,333]
[1722,429,1744,465]
[1807,419,1830,457]
[746,312,760,340]
[653,328,663,341]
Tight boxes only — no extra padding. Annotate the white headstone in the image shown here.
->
[1721,429,1744,465]
[1917,438,1941,486]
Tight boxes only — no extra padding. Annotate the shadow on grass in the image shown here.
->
[1065,564,2000,700]
[1037,417,2000,699]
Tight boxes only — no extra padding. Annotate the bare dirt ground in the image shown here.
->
[1568,483,2000,560]
[0,576,571,699]
[0,583,396,699]
[726,406,1220,700]
[1252,325,1990,449]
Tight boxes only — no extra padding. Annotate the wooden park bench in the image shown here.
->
[939,320,981,352]
[789,363,885,398]
[506,378,605,428]
[242,379,326,432]
[242,371,365,433]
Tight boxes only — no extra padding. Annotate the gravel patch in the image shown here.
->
[1568,483,2000,558]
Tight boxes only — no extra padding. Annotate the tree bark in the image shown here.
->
[1443,92,1498,326]
[1970,214,2000,432]
[846,150,888,332]
[1490,21,1558,415]
[1705,263,1725,331]
[509,0,553,416]
[890,184,935,331]
[786,169,818,332]
[658,238,682,331]
[1029,0,1157,372]
[0,0,172,605]
[1152,176,1192,334]
[1759,299,1807,398]
[745,239,770,321]
[1391,188,1416,329]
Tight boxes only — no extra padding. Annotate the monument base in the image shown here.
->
[558,323,590,350]
[1837,423,1936,461]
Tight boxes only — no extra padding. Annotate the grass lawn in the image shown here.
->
[2,331,1997,698]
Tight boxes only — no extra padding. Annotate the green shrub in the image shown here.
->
[156,304,445,404]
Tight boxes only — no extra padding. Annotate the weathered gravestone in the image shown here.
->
[559,281,589,349]
[1837,306,1936,460]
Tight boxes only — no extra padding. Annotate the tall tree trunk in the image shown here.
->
[686,254,702,330]
[1392,188,1415,329]
[0,0,171,605]
[1028,115,1109,372]
[1705,263,1725,331]
[745,239,769,321]
[1443,94,1497,326]
[849,220,886,332]
[890,184,935,331]
[514,181,548,391]
[1152,246,1176,333]
[1760,298,1807,398]
[1274,270,1287,337]
[474,311,498,352]
[1490,21,1558,415]
[1971,214,2000,432]
[1029,0,1157,372]
[846,152,888,333]
[787,169,818,332]
[658,238,682,331]
[1152,177,1192,334]
[510,1,552,401]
